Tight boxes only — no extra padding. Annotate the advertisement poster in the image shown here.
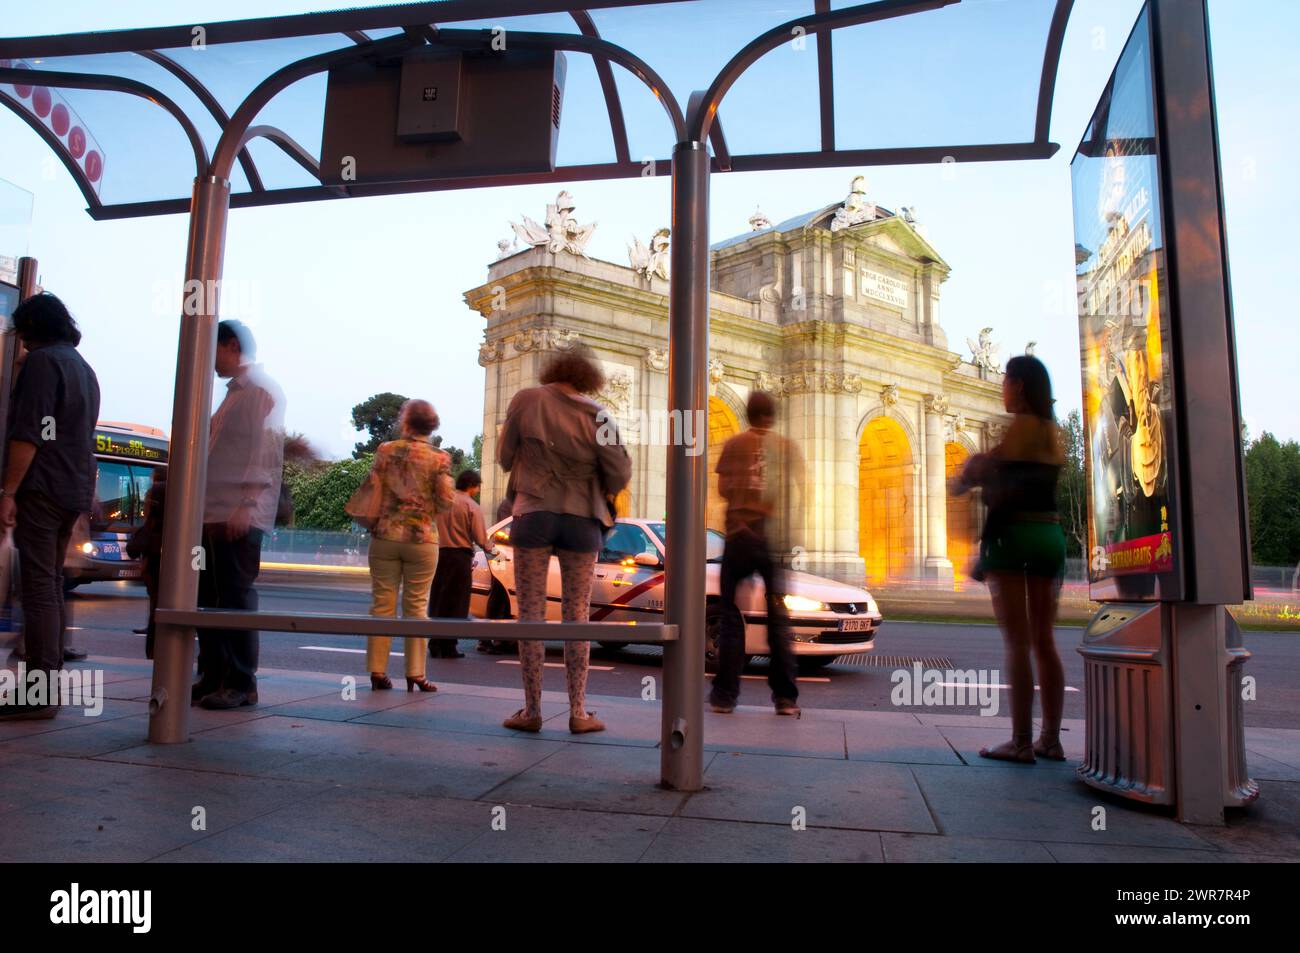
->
[1071,7,1177,588]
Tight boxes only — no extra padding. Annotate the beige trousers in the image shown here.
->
[366,537,439,679]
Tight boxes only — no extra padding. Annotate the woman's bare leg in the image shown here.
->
[1027,574,1065,750]
[985,571,1034,760]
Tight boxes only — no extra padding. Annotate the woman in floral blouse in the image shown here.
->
[363,399,454,692]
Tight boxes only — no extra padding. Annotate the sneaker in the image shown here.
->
[502,709,543,732]
[774,699,801,717]
[709,702,736,714]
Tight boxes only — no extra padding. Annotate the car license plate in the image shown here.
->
[838,618,872,633]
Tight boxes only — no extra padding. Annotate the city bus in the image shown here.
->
[64,421,168,591]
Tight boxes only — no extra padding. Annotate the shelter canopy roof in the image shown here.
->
[0,0,1075,218]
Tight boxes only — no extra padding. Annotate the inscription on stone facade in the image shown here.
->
[859,268,909,309]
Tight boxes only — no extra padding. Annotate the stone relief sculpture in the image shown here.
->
[880,383,899,407]
[829,175,877,231]
[645,347,668,371]
[509,327,578,354]
[628,227,671,281]
[708,357,725,385]
[946,412,967,443]
[597,370,634,417]
[925,393,950,416]
[478,340,504,366]
[511,190,597,257]
[967,327,1002,373]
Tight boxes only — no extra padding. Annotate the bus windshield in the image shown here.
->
[91,461,157,534]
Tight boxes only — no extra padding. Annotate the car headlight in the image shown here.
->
[783,594,827,612]
[866,598,879,615]
[80,542,96,555]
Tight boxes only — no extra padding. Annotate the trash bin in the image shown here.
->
[1077,603,1175,805]
[1078,602,1258,813]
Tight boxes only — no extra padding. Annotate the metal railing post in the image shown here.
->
[147,175,230,743]
[660,140,709,791]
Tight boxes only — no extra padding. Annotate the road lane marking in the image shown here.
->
[301,646,366,654]
[496,660,616,672]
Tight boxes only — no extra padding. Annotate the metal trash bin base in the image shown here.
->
[1077,602,1257,817]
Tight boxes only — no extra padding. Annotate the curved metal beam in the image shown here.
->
[687,0,957,142]
[0,65,209,176]
[434,28,686,142]
[0,89,102,210]
[239,124,322,180]
[1034,0,1074,144]
[137,49,265,191]
[570,10,631,165]
[213,33,417,179]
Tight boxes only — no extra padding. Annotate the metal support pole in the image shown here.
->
[147,175,230,743]
[660,140,709,791]
[1170,604,1236,825]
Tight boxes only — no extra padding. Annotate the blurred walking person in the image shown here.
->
[126,468,166,659]
[709,390,805,717]
[348,399,453,692]
[497,345,630,734]
[428,469,495,659]
[0,294,99,720]
[193,320,285,710]
[952,355,1067,763]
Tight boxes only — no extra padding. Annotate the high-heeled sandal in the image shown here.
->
[370,673,392,691]
[1033,736,1067,761]
[978,739,1036,763]
[406,676,437,693]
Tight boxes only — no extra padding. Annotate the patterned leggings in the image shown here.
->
[514,546,598,719]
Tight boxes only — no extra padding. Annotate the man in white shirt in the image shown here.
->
[194,320,285,710]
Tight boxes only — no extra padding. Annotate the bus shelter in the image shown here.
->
[0,0,1248,812]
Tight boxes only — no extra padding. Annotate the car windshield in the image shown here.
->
[647,523,725,563]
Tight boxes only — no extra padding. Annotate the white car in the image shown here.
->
[470,516,882,670]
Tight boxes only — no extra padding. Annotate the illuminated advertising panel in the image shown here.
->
[1071,6,1182,599]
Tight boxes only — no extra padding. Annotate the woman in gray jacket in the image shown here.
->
[498,345,631,734]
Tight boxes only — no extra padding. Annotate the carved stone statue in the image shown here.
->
[645,347,668,371]
[496,237,517,260]
[830,175,877,232]
[511,191,597,257]
[1025,340,1037,356]
[966,327,1001,374]
[749,207,772,231]
[880,383,899,407]
[708,357,725,384]
[925,393,950,416]
[628,227,671,281]
[478,340,503,366]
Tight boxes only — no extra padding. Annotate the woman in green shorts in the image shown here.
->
[953,355,1067,764]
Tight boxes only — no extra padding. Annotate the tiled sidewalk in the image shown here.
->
[1,657,1296,863]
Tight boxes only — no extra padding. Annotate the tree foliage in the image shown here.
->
[1244,432,1300,567]
[1057,409,1087,558]
[286,454,374,530]
[350,392,407,458]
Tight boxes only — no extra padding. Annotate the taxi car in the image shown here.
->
[470,516,882,669]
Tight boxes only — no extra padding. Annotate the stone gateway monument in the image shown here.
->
[467,177,1008,586]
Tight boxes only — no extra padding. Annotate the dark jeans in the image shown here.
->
[710,529,798,707]
[196,524,263,694]
[14,491,79,685]
[428,547,474,654]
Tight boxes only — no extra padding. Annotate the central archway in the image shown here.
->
[706,396,741,531]
[858,416,914,584]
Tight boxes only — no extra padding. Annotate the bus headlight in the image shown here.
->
[783,594,827,613]
[80,542,96,556]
